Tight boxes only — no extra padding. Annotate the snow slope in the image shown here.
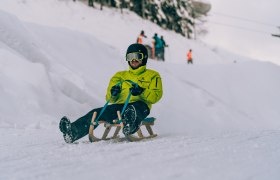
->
[1,1,280,180]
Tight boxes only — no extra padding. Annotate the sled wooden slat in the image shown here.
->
[116,111,122,123]
[137,129,144,138]
[126,133,157,142]
[89,112,101,142]
[97,120,107,126]
[102,126,111,140]
[125,134,143,142]
[145,134,157,139]
[101,111,122,140]
[112,126,121,138]
[145,125,155,136]
[89,110,157,142]
[111,111,122,138]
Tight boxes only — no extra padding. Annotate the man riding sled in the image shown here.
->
[59,43,163,143]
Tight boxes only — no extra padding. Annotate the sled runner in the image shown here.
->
[88,111,157,142]
[125,117,157,142]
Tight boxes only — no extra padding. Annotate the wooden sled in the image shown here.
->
[88,111,157,142]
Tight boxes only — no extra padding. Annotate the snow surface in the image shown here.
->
[1,0,280,180]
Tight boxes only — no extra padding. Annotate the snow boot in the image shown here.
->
[59,116,74,143]
[122,105,139,135]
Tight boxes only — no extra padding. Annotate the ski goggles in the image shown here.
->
[126,52,144,62]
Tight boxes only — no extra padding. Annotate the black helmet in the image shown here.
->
[126,43,148,66]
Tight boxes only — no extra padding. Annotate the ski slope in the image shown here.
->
[1,1,280,180]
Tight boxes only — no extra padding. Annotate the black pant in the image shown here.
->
[70,101,150,141]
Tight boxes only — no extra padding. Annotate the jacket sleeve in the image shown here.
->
[106,72,122,102]
[140,74,163,104]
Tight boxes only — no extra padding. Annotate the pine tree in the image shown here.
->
[90,0,211,38]
[88,0,94,7]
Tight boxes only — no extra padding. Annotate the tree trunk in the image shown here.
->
[88,0,94,7]
[120,0,125,14]
[100,0,103,10]
[141,0,145,18]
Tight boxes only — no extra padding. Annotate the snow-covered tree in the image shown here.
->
[89,0,211,38]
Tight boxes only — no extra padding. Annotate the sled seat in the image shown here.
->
[88,111,157,142]
[142,117,156,124]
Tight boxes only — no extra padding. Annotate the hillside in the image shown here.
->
[1,1,280,180]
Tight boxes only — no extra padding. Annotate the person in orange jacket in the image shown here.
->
[187,49,193,64]
[136,30,147,44]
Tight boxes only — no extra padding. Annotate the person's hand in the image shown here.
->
[110,85,121,96]
[130,84,144,96]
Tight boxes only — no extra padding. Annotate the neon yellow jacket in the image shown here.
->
[106,65,163,109]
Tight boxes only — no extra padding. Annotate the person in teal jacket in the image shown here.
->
[59,43,163,143]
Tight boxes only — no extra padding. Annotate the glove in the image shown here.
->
[130,84,144,96]
[110,85,121,96]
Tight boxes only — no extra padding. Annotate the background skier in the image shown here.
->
[152,33,162,60]
[136,30,147,44]
[160,35,168,61]
[187,49,193,64]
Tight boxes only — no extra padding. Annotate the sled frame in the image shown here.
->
[88,111,157,142]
